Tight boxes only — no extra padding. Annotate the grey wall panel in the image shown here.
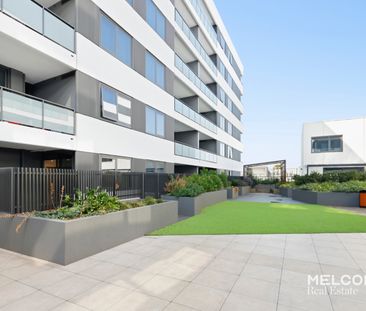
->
[199,140,217,154]
[10,69,25,92]
[76,71,100,118]
[74,151,99,170]
[131,98,146,132]
[175,131,199,148]
[133,0,146,19]
[30,72,76,109]
[165,113,174,142]
[181,96,199,111]
[165,68,174,95]
[133,40,146,76]
[50,0,76,27]
[76,0,100,45]
[201,111,217,124]
[165,22,175,49]
[131,158,146,172]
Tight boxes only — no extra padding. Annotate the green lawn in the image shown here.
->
[151,201,366,235]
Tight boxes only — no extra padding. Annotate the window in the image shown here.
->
[218,115,225,130]
[101,156,131,171]
[227,122,233,135]
[101,85,131,127]
[0,66,9,87]
[145,52,165,88]
[311,136,343,153]
[219,142,225,157]
[100,14,132,66]
[146,107,165,137]
[146,0,165,39]
[146,161,164,173]
[217,86,225,103]
[227,146,233,159]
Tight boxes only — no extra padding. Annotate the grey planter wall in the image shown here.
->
[163,189,227,216]
[239,186,251,196]
[255,184,277,193]
[290,189,359,207]
[227,187,239,199]
[0,201,178,265]
[279,187,292,197]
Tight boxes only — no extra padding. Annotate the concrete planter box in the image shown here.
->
[279,187,293,197]
[291,189,359,207]
[239,186,251,196]
[227,187,239,199]
[162,189,227,217]
[0,201,178,265]
[255,184,277,193]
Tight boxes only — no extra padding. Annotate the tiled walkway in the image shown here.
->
[1,233,366,310]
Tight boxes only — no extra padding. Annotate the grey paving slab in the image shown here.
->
[0,233,365,310]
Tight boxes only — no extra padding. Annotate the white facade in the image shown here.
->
[0,0,244,174]
[302,117,366,174]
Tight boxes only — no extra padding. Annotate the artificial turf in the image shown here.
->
[151,201,366,235]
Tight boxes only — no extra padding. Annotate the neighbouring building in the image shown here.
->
[0,0,244,175]
[302,117,366,174]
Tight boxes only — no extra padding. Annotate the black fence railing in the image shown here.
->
[0,168,176,214]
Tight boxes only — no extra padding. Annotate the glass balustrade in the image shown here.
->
[175,142,217,163]
[175,10,216,75]
[175,55,217,105]
[1,87,74,135]
[174,99,217,133]
[1,0,75,51]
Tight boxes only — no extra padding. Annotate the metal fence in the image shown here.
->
[0,168,175,214]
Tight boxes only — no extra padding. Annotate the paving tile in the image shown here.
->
[20,268,73,289]
[206,258,245,275]
[131,257,169,274]
[231,276,280,303]
[283,258,322,275]
[108,291,169,311]
[163,302,197,311]
[193,268,238,291]
[216,249,250,263]
[221,292,277,311]
[247,253,283,269]
[106,267,155,290]
[78,261,125,281]
[0,281,36,308]
[331,296,366,311]
[52,302,89,311]
[104,252,145,267]
[0,275,12,288]
[41,274,100,300]
[138,275,188,301]
[174,283,228,311]
[1,263,53,281]
[281,269,311,288]
[279,283,333,311]
[71,282,130,311]
[159,263,202,282]
[1,290,63,311]
[241,263,282,283]
[60,258,100,273]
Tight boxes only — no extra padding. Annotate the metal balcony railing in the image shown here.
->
[175,141,217,163]
[0,0,75,51]
[0,86,74,135]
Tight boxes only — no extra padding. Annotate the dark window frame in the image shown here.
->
[311,135,343,153]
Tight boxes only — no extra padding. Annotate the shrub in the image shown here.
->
[171,181,204,197]
[294,171,366,186]
[218,172,230,188]
[299,181,366,193]
[279,182,295,189]
[230,179,247,187]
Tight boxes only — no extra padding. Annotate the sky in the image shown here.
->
[215,0,366,167]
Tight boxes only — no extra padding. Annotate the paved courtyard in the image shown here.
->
[1,233,366,311]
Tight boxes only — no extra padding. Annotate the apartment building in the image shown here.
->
[302,117,366,174]
[0,0,244,175]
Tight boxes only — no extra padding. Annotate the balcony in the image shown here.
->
[174,98,217,134]
[175,10,217,75]
[175,142,217,163]
[0,0,75,51]
[0,87,74,135]
[187,0,217,45]
[175,55,217,106]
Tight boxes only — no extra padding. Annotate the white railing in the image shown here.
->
[174,99,217,133]
[175,55,217,105]
[0,0,75,51]
[175,142,217,163]
[175,10,217,75]
[0,87,74,135]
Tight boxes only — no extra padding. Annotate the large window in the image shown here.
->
[146,106,165,137]
[219,142,225,157]
[101,84,132,127]
[100,14,132,66]
[146,0,165,39]
[146,161,165,173]
[145,52,165,88]
[311,136,343,153]
[0,66,9,87]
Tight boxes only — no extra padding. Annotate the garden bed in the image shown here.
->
[255,184,277,193]
[162,189,227,216]
[291,189,359,207]
[0,201,178,265]
[279,187,292,197]
[227,187,239,199]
